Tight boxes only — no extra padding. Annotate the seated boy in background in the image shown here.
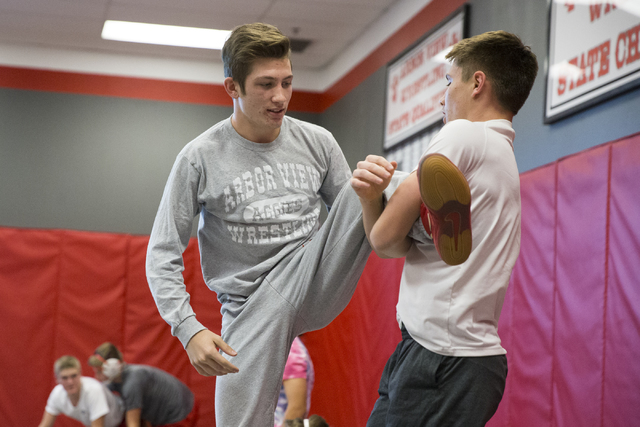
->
[38,355,124,427]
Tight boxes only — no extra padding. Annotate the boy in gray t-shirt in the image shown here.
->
[110,365,193,426]
[145,23,397,427]
[89,342,194,427]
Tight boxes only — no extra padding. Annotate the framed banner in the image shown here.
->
[545,1,640,123]
[384,6,468,150]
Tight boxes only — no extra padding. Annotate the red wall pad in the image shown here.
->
[303,254,404,427]
[0,228,60,427]
[0,230,208,427]
[56,231,129,367]
[183,242,223,426]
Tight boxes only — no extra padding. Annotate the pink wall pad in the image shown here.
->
[603,135,640,426]
[553,144,610,426]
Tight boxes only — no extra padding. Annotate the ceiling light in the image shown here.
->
[102,20,231,50]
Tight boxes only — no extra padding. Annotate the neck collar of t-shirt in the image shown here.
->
[484,119,515,150]
[225,116,286,152]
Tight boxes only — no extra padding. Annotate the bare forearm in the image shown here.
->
[359,196,384,244]
[369,172,422,258]
[126,408,142,427]
[283,378,307,421]
[38,412,56,427]
[370,224,413,258]
[350,155,398,253]
[283,401,306,420]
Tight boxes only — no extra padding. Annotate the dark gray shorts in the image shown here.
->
[367,326,508,427]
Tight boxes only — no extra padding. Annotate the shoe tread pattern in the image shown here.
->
[418,154,472,265]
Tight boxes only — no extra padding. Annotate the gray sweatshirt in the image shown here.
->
[146,116,351,346]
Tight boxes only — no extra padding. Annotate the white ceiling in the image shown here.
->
[0,0,432,91]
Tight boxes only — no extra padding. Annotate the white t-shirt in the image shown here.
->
[45,376,124,427]
[399,119,521,357]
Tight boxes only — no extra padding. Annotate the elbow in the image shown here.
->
[369,228,387,252]
[373,251,395,259]
[369,230,411,259]
[369,233,405,259]
[372,246,407,259]
[370,238,393,258]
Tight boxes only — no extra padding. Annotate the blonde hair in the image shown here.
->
[222,22,291,94]
[54,355,81,377]
[446,30,538,115]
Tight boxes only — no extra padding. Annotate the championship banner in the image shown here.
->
[545,1,640,122]
[384,9,466,149]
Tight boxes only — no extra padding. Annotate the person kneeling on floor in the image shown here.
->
[89,342,194,427]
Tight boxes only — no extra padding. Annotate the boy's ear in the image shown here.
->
[224,77,240,99]
[471,71,487,97]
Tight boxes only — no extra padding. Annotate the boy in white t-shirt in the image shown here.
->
[38,355,124,427]
[351,31,538,426]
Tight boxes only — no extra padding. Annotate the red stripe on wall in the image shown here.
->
[0,0,464,112]
[0,65,233,106]
[0,64,326,113]
[288,90,325,113]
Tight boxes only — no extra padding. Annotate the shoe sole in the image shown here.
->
[418,154,472,265]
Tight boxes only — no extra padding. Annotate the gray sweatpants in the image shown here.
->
[214,181,373,426]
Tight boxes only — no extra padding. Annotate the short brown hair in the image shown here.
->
[88,342,123,367]
[54,355,81,377]
[446,31,538,115]
[222,22,291,94]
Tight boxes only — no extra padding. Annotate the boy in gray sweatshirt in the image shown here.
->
[146,22,397,427]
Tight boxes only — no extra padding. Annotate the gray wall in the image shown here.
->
[319,67,387,168]
[2,0,640,235]
[0,87,318,234]
[0,89,225,234]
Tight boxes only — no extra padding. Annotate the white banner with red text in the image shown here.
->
[546,1,640,122]
[384,9,465,149]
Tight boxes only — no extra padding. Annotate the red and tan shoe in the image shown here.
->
[417,153,472,265]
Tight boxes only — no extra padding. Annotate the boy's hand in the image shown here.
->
[185,329,239,376]
[351,155,397,201]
